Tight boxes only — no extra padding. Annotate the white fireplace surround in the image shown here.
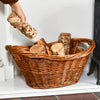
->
[1,0,100,99]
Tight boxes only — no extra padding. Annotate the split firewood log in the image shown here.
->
[51,43,65,55]
[30,44,46,54]
[7,12,37,39]
[35,38,46,45]
[58,33,71,55]
[35,38,52,55]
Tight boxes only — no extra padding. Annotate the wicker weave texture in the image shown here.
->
[6,38,95,89]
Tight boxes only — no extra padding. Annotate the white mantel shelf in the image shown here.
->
[0,71,100,99]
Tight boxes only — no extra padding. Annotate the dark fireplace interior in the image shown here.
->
[88,0,100,85]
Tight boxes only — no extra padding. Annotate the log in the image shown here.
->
[58,33,71,55]
[7,12,37,39]
[35,38,52,55]
[30,44,46,54]
[51,43,65,55]
[35,38,46,45]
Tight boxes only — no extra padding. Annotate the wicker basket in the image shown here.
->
[6,38,95,89]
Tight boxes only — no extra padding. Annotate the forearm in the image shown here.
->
[0,0,18,4]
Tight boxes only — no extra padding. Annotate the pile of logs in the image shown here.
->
[30,33,71,56]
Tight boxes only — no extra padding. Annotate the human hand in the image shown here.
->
[10,1,26,26]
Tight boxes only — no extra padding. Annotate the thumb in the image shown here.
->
[20,15,26,26]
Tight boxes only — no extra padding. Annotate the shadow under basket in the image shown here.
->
[6,38,95,89]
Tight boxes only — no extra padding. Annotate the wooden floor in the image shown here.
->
[2,93,98,100]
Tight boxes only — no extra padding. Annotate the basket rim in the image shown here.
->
[6,38,95,61]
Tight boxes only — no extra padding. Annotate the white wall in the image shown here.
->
[9,0,95,45]
[3,0,95,77]
[12,0,94,43]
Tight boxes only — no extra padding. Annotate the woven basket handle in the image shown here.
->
[69,38,95,57]
[72,38,94,46]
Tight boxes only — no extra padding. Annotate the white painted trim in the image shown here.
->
[4,5,14,80]
[0,57,5,81]
[0,89,100,99]
[0,2,6,82]
[0,67,5,82]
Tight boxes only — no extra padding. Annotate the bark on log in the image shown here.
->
[58,33,71,55]
[7,12,37,39]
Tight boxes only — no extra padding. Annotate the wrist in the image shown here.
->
[9,1,19,8]
[10,1,21,12]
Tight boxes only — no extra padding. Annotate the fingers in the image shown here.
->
[10,1,26,26]
[20,14,26,26]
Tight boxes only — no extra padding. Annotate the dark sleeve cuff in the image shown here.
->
[0,0,18,4]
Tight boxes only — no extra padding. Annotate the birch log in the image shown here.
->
[58,33,71,55]
[7,12,37,39]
